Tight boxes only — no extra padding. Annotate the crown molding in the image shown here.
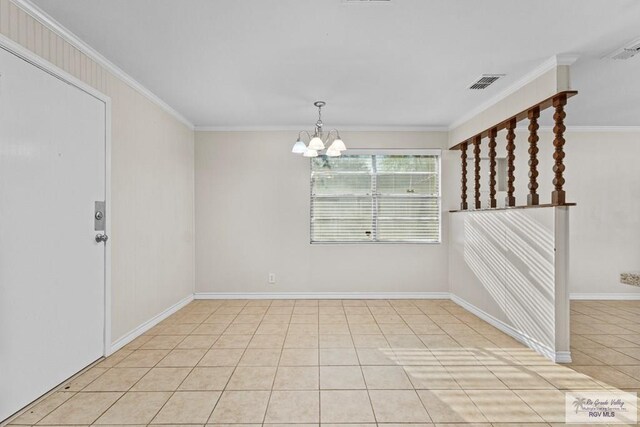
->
[448,54,580,131]
[195,124,640,134]
[13,0,194,130]
[195,125,449,132]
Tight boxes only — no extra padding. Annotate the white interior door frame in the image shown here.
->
[0,33,113,356]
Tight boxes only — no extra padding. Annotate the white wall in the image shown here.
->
[0,0,196,344]
[561,131,640,296]
[109,75,195,341]
[195,131,457,295]
[449,207,571,361]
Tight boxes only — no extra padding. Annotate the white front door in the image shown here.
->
[0,45,106,421]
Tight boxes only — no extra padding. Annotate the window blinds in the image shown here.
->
[310,153,440,243]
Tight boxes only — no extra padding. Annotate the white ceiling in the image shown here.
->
[32,0,640,128]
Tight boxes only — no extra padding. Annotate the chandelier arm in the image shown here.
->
[323,129,340,143]
[297,130,313,141]
[327,129,341,138]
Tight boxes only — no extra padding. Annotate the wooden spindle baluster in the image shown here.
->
[488,128,497,208]
[460,142,468,210]
[473,135,481,209]
[527,107,540,205]
[552,94,567,205]
[505,118,516,207]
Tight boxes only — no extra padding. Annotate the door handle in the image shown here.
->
[95,233,109,243]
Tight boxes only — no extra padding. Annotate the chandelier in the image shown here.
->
[291,101,347,157]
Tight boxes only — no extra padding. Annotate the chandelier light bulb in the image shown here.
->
[303,148,318,157]
[308,136,325,151]
[291,139,307,154]
[329,138,346,152]
[326,148,341,157]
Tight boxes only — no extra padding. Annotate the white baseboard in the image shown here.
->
[570,293,640,300]
[107,294,194,355]
[194,292,451,300]
[450,294,571,364]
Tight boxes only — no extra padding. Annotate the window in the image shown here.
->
[310,150,441,243]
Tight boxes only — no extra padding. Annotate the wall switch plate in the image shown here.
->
[268,273,276,284]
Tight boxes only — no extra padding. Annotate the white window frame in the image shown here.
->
[310,148,442,244]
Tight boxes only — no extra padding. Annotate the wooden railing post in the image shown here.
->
[505,118,516,207]
[527,107,540,206]
[460,142,468,210]
[473,135,481,209]
[488,128,497,208]
[552,94,567,205]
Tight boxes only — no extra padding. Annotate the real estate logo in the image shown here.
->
[565,391,637,424]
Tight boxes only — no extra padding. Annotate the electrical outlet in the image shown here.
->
[268,273,276,284]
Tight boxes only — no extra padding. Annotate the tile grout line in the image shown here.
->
[203,299,263,425]
[20,328,149,424]
[142,299,229,425]
[120,300,226,424]
[392,300,434,423]
[440,301,516,424]
[356,299,379,424]
[57,307,197,425]
[66,311,210,425]
[260,299,287,424]
[162,299,236,425]
[4,361,100,425]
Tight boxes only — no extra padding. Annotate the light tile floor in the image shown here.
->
[6,299,640,426]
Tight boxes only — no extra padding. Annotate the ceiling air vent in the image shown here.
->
[604,37,640,60]
[468,74,505,90]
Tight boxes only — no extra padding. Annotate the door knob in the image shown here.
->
[95,233,109,243]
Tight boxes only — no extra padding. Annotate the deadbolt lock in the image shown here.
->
[94,201,106,231]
